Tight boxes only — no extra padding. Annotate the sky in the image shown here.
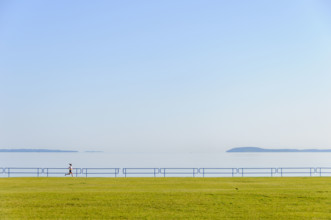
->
[1,0,331,153]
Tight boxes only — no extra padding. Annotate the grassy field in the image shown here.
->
[1,177,331,219]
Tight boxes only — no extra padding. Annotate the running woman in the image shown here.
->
[65,163,73,177]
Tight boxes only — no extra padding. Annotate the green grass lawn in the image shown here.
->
[1,177,331,219]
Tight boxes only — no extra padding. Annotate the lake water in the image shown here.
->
[1,152,331,168]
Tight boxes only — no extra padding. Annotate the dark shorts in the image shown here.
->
[69,170,72,173]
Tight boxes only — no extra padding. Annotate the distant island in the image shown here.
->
[0,149,78,153]
[227,147,331,153]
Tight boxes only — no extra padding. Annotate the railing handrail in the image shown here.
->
[160,168,199,177]
[2,167,331,177]
[123,168,159,174]
[81,168,120,173]
[199,168,238,177]
[277,167,316,169]
[123,168,160,177]
[160,168,199,173]
[43,168,82,177]
[237,168,277,173]
[4,167,43,172]
[81,168,120,177]
[4,167,43,177]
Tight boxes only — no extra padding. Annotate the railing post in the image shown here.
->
[8,168,10,177]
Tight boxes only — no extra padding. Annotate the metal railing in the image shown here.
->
[277,167,316,177]
[123,168,159,177]
[4,168,43,177]
[160,168,199,177]
[238,168,277,177]
[1,167,331,177]
[43,168,81,177]
[199,168,238,177]
[317,167,331,176]
[81,168,120,177]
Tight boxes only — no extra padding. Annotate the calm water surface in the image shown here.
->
[1,152,331,168]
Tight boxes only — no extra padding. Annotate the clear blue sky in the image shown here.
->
[1,0,330,152]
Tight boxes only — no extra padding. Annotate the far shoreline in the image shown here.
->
[227,147,331,153]
[0,149,78,153]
